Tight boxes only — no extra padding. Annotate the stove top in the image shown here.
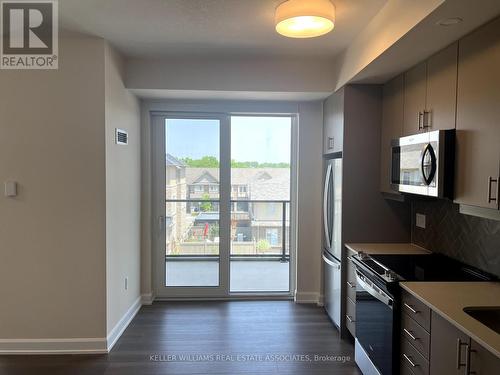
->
[353,252,496,284]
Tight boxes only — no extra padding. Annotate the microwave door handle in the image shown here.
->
[323,163,332,249]
[356,271,393,307]
[421,144,437,186]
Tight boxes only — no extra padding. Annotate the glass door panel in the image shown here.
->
[229,116,292,293]
[164,118,221,287]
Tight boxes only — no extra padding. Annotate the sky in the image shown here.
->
[166,116,292,164]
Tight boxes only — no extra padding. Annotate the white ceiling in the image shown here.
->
[59,0,387,59]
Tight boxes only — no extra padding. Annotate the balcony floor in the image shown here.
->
[166,259,290,292]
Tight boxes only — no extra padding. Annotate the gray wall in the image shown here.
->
[342,85,411,245]
[412,199,500,278]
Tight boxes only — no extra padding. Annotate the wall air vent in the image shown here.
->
[115,128,128,145]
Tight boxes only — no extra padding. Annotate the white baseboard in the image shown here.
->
[0,296,144,355]
[0,338,107,354]
[106,296,142,351]
[294,291,321,304]
[141,292,154,305]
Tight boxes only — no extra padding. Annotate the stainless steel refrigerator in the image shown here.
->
[322,157,342,328]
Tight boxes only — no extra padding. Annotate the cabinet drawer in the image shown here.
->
[401,337,429,375]
[401,312,430,359]
[347,280,356,302]
[346,297,356,337]
[400,363,416,375]
[402,291,431,331]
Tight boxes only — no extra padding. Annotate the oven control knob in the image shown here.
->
[384,270,397,281]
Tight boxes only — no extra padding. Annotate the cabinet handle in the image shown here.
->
[422,110,431,129]
[347,281,356,288]
[403,353,418,367]
[404,303,419,314]
[488,176,498,203]
[457,339,468,369]
[403,328,418,341]
[466,345,477,375]
[418,112,423,130]
[346,314,355,323]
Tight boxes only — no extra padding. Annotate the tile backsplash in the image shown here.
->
[412,199,500,278]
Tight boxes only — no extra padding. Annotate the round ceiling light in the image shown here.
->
[436,17,463,27]
[275,0,336,38]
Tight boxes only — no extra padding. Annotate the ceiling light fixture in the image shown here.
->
[437,17,463,27]
[275,0,335,38]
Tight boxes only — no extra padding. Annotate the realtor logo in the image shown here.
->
[1,0,58,69]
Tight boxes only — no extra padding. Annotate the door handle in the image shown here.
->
[158,215,165,235]
[322,253,340,269]
[418,112,423,130]
[487,176,498,204]
[422,110,431,129]
[323,164,332,249]
[457,339,468,369]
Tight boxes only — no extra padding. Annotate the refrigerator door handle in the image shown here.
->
[323,163,332,250]
[322,253,340,270]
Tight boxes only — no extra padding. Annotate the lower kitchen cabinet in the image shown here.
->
[399,293,500,375]
[429,312,469,375]
[470,339,500,375]
[429,311,500,375]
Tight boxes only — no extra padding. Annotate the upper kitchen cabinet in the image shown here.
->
[426,42,458,132]
[403,43,458,136]
[380,74,404,193]
[323,88,344,154]
[403,61,427,136]
[455,17,500,210]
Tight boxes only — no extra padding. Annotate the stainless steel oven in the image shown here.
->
[390,130,455,198]
[354,264,397,375]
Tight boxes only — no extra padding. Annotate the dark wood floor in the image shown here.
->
[0,301,361,375]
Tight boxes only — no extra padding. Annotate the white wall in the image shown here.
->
[332,0,444,89]
[104,45,141,339]
[294,101,324,303]
[0,34,141,353]
[126,57,336,94]
[0,35,107,342]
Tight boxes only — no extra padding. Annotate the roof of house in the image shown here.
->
[185,168,290,200]
[166,153,186,167]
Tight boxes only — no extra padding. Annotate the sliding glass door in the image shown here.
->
[230,116,291,292]
[152,113,293,298]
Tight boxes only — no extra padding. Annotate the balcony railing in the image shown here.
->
[165,199,290,262]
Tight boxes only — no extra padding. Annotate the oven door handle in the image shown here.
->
[356,271,393,308]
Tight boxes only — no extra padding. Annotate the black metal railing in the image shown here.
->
[164,199,290,262]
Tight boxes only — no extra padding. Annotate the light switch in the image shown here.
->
[4,181,17,197]
[416,213,426,229]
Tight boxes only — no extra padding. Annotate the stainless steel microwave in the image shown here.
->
[390,130,455,198]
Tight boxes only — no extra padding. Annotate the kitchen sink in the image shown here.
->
[463,307,500,334]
